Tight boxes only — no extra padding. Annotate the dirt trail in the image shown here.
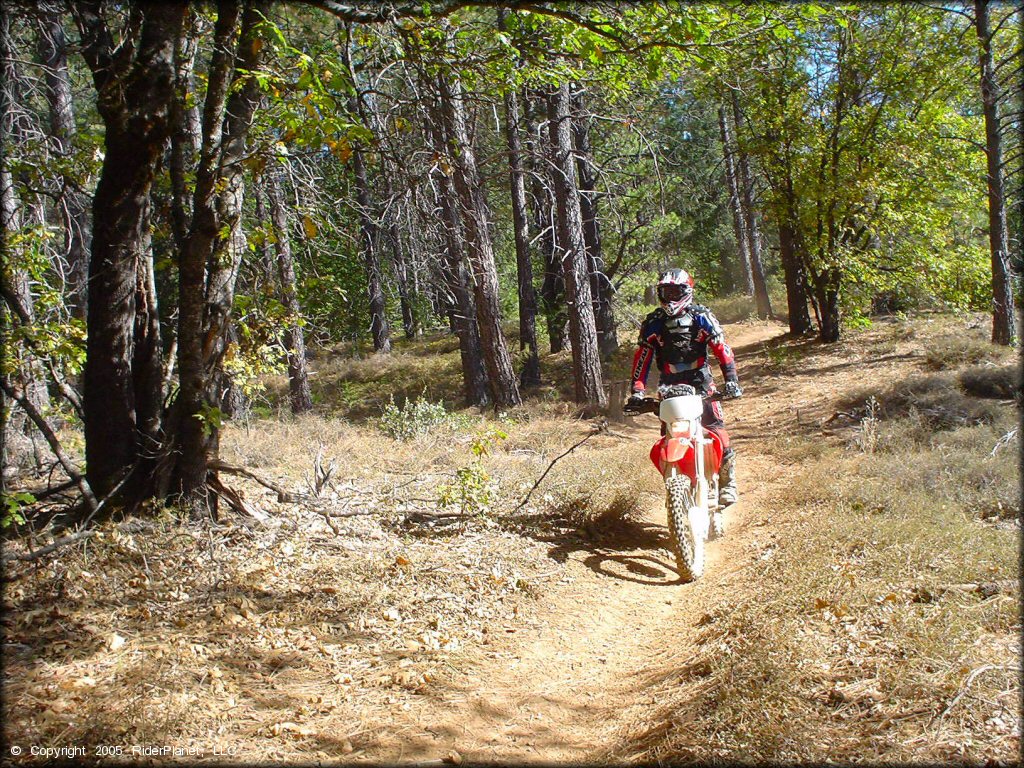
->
[366,322,787,763]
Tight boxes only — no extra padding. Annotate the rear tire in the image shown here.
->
[666,475,704,582]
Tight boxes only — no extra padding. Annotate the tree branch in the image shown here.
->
[0,379,97,512]
[208,459,305,503]
[513,423,607,515]
[1,528,97,564]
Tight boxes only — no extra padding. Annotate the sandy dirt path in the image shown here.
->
[363,322,786,764]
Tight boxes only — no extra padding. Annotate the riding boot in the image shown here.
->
[719,449,738,506]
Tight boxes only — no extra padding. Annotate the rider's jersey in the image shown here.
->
[630,305,737,393]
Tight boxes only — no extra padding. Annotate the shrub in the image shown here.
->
[958,365,1020,400]
[437,464,495,516]
[378,394,453,440]
[922,332,1009,371]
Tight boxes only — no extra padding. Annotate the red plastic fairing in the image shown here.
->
[649,429,725,479]
[648,440,661,471]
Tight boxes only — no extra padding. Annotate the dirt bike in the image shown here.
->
[623,384,732,582]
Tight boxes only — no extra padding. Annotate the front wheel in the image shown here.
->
[665,475,705,582]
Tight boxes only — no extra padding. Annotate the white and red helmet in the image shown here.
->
[657,268,694,315]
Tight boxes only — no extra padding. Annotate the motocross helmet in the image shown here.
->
[656,268,694,316]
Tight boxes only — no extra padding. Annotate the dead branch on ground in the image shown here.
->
[1,528,97,565]
[209,459,307,503]
[512,422,607,514]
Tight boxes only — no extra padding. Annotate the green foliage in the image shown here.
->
[223,293,290,398]
[193,403,225,438]
[2,492,35,529]
[715,4,997,332]
[437,426,506,515]
[2,224,88,380]
[470,426,508,457]
[841,308,872,331]
[437,463,494,516]
[378,393,455,440]
[762,344,801,373]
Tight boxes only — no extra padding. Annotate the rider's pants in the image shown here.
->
[703,399,730,452]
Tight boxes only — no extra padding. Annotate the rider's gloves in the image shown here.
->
[724,381,743,399]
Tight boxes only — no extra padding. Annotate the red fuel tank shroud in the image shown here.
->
[650,430,724,479]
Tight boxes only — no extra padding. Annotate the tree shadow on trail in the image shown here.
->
[505,512,684,586]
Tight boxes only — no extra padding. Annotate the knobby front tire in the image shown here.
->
[665,475,704,582]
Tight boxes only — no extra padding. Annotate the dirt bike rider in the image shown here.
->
[627,268,742,506]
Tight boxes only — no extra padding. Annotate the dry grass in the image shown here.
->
[922,328,1015,371]
[265,332,468,422]
[706,285,789,326]
[959,364,1020,401]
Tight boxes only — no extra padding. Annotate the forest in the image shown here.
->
[1,0,1021,764]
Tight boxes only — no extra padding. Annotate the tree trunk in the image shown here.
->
[0,311,8,493]
[777,214,813,336]
[435,64,521,408]
[974,0,1016,345]
[731,92,773,320]
[402,193,428,339]
[346,36,417,343]
[572,92,617,358]
[197,0,265,472]
[176,0,265,509]
[340,32,393,355]
[38,5,91,321]
[503,80,541,386]
[75,1,187,502]
[524,90,567,353]
[391,224,418,340]
[547,83,605,407]
[253,184,276,285]
[813,271,841,343]
[381,178,417,341]
[350,139,392,354]
[2,5,51,463]
[425,117,490,406]
[169,9,202,255]
[175,0,245,508]
[718,104,753,296]
[217,323,247,420]
[265,164,313,414]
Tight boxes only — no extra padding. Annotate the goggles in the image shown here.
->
[657,283,692,303]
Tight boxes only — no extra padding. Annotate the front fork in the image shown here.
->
[662,416,717,512]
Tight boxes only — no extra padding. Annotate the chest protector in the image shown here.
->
[661,311,705,366]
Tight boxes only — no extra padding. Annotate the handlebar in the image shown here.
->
[622,397,659,415]
[622,386,732,416]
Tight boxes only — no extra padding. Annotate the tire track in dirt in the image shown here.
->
[365,322,784,764]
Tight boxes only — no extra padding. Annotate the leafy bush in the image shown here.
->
[435,428,507,516]
[437,464,495,516]
[378,394,453,440]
